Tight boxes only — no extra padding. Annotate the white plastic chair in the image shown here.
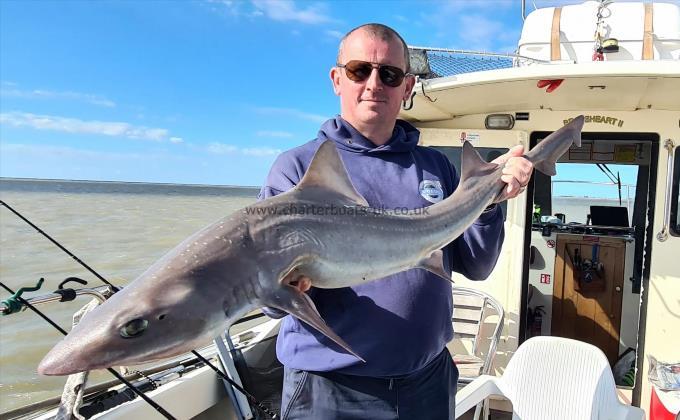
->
[455,336,645,420]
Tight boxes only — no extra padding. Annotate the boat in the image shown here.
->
[2,0,679,418]
[402,0,680,416]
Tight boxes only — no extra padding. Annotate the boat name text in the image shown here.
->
[564,116,624,127]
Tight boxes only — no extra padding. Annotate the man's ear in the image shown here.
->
[402,75,416,102]
[330,67,341,96]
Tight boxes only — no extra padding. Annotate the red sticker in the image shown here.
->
[540,274,551,284]
[547,240,556,248]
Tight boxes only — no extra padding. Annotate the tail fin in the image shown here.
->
[529,115,584,176]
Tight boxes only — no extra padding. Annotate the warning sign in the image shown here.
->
[459,132,480,143]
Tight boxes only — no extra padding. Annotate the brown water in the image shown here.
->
[0,178,259,412]
[0,178,633,413]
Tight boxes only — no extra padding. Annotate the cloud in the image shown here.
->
[441,0,515,13]
[169,136,184,144]
[256,130,293,138]
[530,0,598,7]
[242,147,281,156]
[0,141,276,186]
[0,112,173,142]
[208,0,337,27]
[251,0,333,24]
[0,87,116,107]
[207,0,249,17]
[206,142,238,154]
[0,142,146,160]
[325,30,344,40]
[206,142,281,156]
[253,106,329,124]
[457,15,509,51]
[420,4,521,52]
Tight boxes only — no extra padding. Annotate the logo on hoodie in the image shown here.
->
[419,180,444,203]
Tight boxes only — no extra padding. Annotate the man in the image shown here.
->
[259,23,532,419]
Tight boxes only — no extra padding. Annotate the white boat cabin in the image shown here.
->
[402,0,680,415]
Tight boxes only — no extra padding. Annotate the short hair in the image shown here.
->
[336,23,410,72]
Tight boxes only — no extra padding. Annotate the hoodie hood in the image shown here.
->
[318,116,420,154]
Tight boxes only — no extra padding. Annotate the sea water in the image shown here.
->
[0,178,259,412]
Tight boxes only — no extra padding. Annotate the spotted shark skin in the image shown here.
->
[38,116,583,375]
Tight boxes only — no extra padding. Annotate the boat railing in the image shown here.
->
[0,283,116,315]
[552,179,636,205]
[408,45,552,79]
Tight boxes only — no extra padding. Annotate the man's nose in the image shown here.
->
[364,67,383,90]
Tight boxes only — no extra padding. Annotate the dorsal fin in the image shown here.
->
[294,140,368,206]
[460,141,499,183]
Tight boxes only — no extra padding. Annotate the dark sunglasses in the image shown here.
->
[337,60,409,88]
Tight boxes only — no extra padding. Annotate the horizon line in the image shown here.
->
[0,176,261,190]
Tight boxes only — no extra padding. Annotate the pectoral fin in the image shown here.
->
[416,250,453,283]
[265,285,365,362]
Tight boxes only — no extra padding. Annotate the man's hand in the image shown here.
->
[288,276,312,293]
[491,145,533,199]
[261,276,311,319]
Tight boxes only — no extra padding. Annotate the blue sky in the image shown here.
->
[0,0,644,191]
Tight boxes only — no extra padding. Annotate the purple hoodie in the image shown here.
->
[258,116,504,377]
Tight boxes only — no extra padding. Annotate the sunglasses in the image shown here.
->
[337,60,409,88]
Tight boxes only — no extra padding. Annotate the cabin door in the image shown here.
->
[551,235,626,365]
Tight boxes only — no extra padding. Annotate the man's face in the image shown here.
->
[330,30,415,134]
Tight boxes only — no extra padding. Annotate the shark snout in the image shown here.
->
[37,303,128,375]
[38,347,84,376]
[38,336,113,375]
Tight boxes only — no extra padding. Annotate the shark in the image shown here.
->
[38,115,584,375]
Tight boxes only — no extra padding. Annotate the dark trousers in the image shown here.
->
[280,349,459,420]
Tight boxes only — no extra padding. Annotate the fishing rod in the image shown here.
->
[0,281,177,420]
[0,200,277,420]
[1,199,119,292]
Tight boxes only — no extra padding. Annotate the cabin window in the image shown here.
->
[549,163,638,226]
[671,147,680,236]
[432,146,508,221]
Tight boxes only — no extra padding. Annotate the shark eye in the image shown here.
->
[120,319,148,338]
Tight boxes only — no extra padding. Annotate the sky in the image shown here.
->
[0,0,653,191]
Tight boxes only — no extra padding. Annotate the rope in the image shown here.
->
[592,0,613,61]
